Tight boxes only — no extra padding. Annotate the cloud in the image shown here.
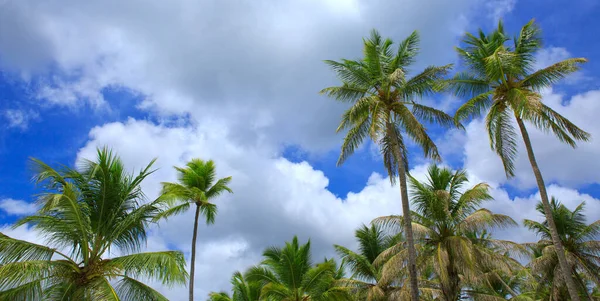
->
[74,118,432,298]
[0,0,508,151]
[485,184,600,244]
[0,198,37,215]
[464,88,600,189]
[2,109,39,130]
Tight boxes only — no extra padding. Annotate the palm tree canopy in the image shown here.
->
[373,165,520,300]
[208,271,263,301]
[334,224,402,301]
[159,158,233,224]
[245,236,350,301]
[321,29,456,182]
[451,19,589,177]
[524,198,600,295]
[0,147,188,300]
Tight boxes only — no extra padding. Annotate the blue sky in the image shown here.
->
[1,0,600,298]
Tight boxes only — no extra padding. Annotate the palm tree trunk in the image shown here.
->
[515,117,581,301]
[189,204,201,301]
[387,123,420,301]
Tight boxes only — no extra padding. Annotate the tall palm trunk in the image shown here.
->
[189,204,201,301]
[443,251,460,301]
[515,117,581,301]
[388,122,420,301]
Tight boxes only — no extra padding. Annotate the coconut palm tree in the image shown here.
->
[321,29,455,300]
[0,148,188,300]
[373,165,519,301]
[160,159,233,301]
[208,271,262,301]
[245,236,350,301]
[334,224,403,300]
[524,198,600,299]
[451,19,590,300]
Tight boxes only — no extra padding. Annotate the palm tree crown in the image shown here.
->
[524,198,600,298]
[335,224,402,300]
[246,236,349,301]
[0,148,188,300]
[321,29,455,174]
[451,19,589,176]
[208,271,262,301]
[374,165,519,300]
[160,158,233,301]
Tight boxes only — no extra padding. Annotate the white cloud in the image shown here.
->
[486,184,600,244]
[464,88,600,189]
[3,109,39,130]
[0,198,37,215]
[0,0,509,151]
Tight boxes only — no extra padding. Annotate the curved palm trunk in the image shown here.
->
[515,117,581,301]
[388,123,420,301]
[189,204,201,301]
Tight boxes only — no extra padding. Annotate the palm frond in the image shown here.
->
[114,276,169,301]
[486,102,518,177]
[108,251,188,286]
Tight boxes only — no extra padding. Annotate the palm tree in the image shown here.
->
[451,19,589,301]
[160,159,233,301]
[374,165,519,301]
[208,271,262,301]
[334,224,402,300]
[524,198,600,299]
[0,148,188,300]
[321,29,455,300]
[245,236,350,301]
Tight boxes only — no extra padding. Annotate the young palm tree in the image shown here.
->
[374,165,519,301]
[160,159,233,301]
[208,271,262,301]
[451,19,589,300]
[245,236,350,301]
[321,29,455,300]
[0,148,188,300]
[524,198,600,299]
[334,224,403,300]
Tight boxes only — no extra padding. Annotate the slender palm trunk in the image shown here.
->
[443,252,460,301]
[189,204,201,301]
[515,117,581,301]
[387,123,420,301]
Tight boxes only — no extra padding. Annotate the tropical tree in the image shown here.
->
[208,271,262,301]
[245,236,350,301]
[451,18,589,300]
[334,224,403,300]
[0,148,188,300]
[523,198,600,299]
[321,29,456,301]
[374,165,520,301]
[160,159,233,301]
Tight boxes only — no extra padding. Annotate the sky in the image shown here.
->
[1,0,600,299]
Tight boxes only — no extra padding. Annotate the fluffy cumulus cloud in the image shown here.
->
[463,87,600,189]
[0,0,508,151]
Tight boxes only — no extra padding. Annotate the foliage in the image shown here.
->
[523,198,600,299]
[373,165,521,300]
[0,148,188,300]
[334,224,403,300]
[245,236,351,301]
[451,19,589,177]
